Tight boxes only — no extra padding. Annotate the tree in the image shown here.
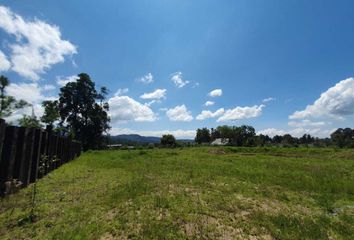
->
[0,75,28,118]
[18,108,42,128]
[58,73,110,150]
[160,134,176,147]
[282,134,296,146]
[331,128,354,148]
[210,128,220,141]
[41,100,60,128]
[195,128,211,144]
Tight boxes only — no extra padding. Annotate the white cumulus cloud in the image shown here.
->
[290,78,354,119]
[166,104,193,122]
[56,75,78,86]
[288,119,327,128]
[170,72,189,88]
[0,5,77,80]
[262,97,275,103]
[217,104,264,122]
[204,101,214,106]
[257,128,287,137]
[114,88,129,96]
[5,82,56,123]
[140,88,167,100]
[108,95,157,123]
[7,82,46,104]
[208,89,222,97]
[0,50,11,71]
[257,127,334,138]
[196,108,225,120]
[43,84,56,91]
[138,73,154,84]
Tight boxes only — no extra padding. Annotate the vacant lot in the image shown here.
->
[0,147,353,239]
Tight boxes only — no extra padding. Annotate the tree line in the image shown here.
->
[2,73,354,150]
[0,74,110,151]
[195,125,354,148]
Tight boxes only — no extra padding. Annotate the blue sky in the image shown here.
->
[1,1,354,138]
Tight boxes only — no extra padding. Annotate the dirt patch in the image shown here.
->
[100,233,116,240]
[209,149,227,155]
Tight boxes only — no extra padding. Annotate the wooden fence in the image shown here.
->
[0,119,81,196]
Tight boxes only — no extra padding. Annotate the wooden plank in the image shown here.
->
[13,127,29,185]
[38,131,48,178]
[0,119,6,161]
[20,128,35,187]
[0,126,18,196]
[53,135,58,169]
[30,129,42,183]
[46,132,53,174]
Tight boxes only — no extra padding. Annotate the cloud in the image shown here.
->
[6,82,46,104]
[42,84,56,91]
[204,101,214,106]
[114,88,129,97]
[262,97,275,103]
[289,78,354,119]
[257,127,335,138]
[288,119,327,128]
[138,73,154,84]
[110,127,196,139]
[145,100,157,107]
[217,104,264,122]
[4,82,56,123]
[0,50,11,71]
[56,75,78,86]
[170,72,189,88]
[208,89,222,97]
[108,95,157,123]
[196,108,224,120]
[166,104,193,121]
[0,5,77,80]
[140,88,167,100]
[257,128,287,137]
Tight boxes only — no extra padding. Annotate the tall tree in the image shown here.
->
[0,75,28,118]
[58,73,110,150]
[195,128,211,144]
[41,100,60,128]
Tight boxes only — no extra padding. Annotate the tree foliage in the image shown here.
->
[195,125,340,148]
[160,134,176,147]
[58,73,110,150]
[41,100,60,127]
[18,109,42,128]
[0,75,28,118]
[195,128,211,144]
[331,128,354,148]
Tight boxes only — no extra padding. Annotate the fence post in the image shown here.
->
[0,126,19,195]
[46,131,53,174]
[39,131,48,178]
[0,119,6,159]
[13,127,30,187]
[30,129,43,183]
[53,135,58,169]
[20,128,35,187]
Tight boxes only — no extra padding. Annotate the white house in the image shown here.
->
[211,138,229,146]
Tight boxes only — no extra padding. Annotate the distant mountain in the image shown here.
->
[109,134,161,144]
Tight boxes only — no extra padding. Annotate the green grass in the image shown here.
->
[0,147,353,239]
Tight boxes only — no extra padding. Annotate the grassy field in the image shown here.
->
[0,147,353,239]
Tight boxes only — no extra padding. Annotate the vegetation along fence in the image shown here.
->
[0,118,81,196]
